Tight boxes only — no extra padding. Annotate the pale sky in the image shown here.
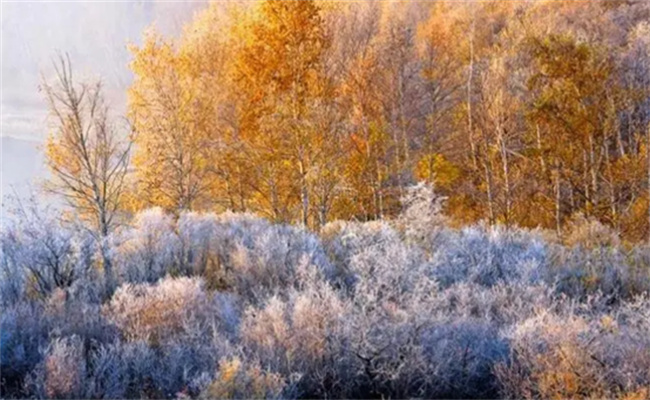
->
[1,0,209,141]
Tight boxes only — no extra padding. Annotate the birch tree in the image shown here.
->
[43,54,131,294]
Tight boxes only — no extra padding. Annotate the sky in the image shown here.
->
[1,0,209,200]
[2,0,210,141]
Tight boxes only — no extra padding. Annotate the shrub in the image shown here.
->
[103,276,208,344]
[25,336,86,399]
[177,211,221,278]
[340,238,440,398]
[0,303,49,397]
[83,339,228,399]
[201,357,290,399]
[113,208,180,284]
[5,206,650,399]
[432,281,556,327]
[496,308,650,399]
[397,182,447,250]
[564,213,621,249]
[430,225,547,288]
[549,244,650,301]
[320,220,403,291]
[240,272,348,397]
[211,213,335,303]
[418,319,508,398]
[0,203,95,303]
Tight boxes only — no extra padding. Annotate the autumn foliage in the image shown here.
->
[118,0,650,242]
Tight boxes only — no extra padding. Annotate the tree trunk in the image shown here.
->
[499,128,511,228]
[299,159,309,227]
[647,123,650,245]
[100,240,115,297]
[589,133,598,209]
[536,124,547,173]
[467,22,478,170]
[554,160,562,236]
[483,159,496,225]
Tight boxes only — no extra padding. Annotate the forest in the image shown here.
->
[2,0,650,398]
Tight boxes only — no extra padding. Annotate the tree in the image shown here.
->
[230,0,334,227]
[128,30,219,213]
[42,54,131,294]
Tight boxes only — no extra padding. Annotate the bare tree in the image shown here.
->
[42,54,131,294]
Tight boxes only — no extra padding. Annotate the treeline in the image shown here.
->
[45,0,650,240]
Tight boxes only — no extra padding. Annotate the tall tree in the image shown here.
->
[129,30,219,213]
[43,54,131,294]
[231,0,333,227]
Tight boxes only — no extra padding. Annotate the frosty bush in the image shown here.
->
[177,211,221,277]
[430,225,547,288]
[103,276,208,344]
[26,336,86,399]
[210,212,335,303]
[397,182,447,249]
[1,303,49,396]
[320,219,403,290]
[432,281,556,327]
[113,208,180,284]
[0,202,95,303]
[240,272,348,397]
[495,309,650,399]
[4,206,650,399]
[564,213,621,249]
[201,357,290,400]
[79,339,228,399]
[548,242,650,301]
[418,319,508,398]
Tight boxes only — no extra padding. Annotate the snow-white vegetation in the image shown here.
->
[3,184,650,399]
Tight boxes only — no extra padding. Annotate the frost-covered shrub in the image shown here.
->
[496,308,650,399]
[103,276,208,343]
[46,290,118,345]
[564,213,621,249]
[211,212,334,303]
[114,209,334,302]
[419,319,508,398]
[0,233,25,306]
[1,293,118,397]
[113,208,180,284]
[7,204,650,399]
[146,340,229,398]
[549,245,650,300]
[320,220,403,290]
[240,270,350,397]
[177,211,220,278]
[31,334,234,399]
[431,225,548,288]
[432,281,556,327]
[201,357,291,400]
[338,238,442,397]
[397,182,447,250]
[82,339,228,399]
[210,291,244,339]
[0,303,49,397]
[349,235,433,310]
[26,336,86,399]
[0,203,95,303]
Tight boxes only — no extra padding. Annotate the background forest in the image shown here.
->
[117,0,650,241]
[3,0,650,399]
